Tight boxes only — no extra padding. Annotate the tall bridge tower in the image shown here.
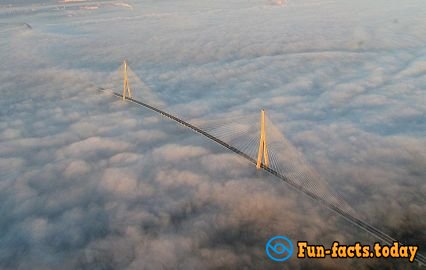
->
[256,109,269,169]
[122,60,132,100]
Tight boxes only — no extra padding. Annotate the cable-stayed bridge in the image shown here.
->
[98,61,425,265]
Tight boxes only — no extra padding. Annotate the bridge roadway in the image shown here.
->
[99,88,425,265]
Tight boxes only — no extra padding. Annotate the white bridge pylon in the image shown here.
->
[122,60,132,100]
[105,60,165,108]
[256,109,269,169]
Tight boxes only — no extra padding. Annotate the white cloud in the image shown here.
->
[0,0,425,269]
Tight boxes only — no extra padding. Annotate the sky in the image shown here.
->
[0,0,425,269]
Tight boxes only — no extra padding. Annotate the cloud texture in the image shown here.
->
[0,0,425,269]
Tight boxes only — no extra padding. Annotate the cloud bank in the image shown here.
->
[0,0,425,269]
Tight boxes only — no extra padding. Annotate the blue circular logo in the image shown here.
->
[266,236,293,262]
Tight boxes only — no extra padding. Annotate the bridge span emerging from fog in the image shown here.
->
[97,60,425,266]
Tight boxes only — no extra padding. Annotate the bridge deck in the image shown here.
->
[99,89,425,266]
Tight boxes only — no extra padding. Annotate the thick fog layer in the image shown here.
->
[0,0,425,269]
